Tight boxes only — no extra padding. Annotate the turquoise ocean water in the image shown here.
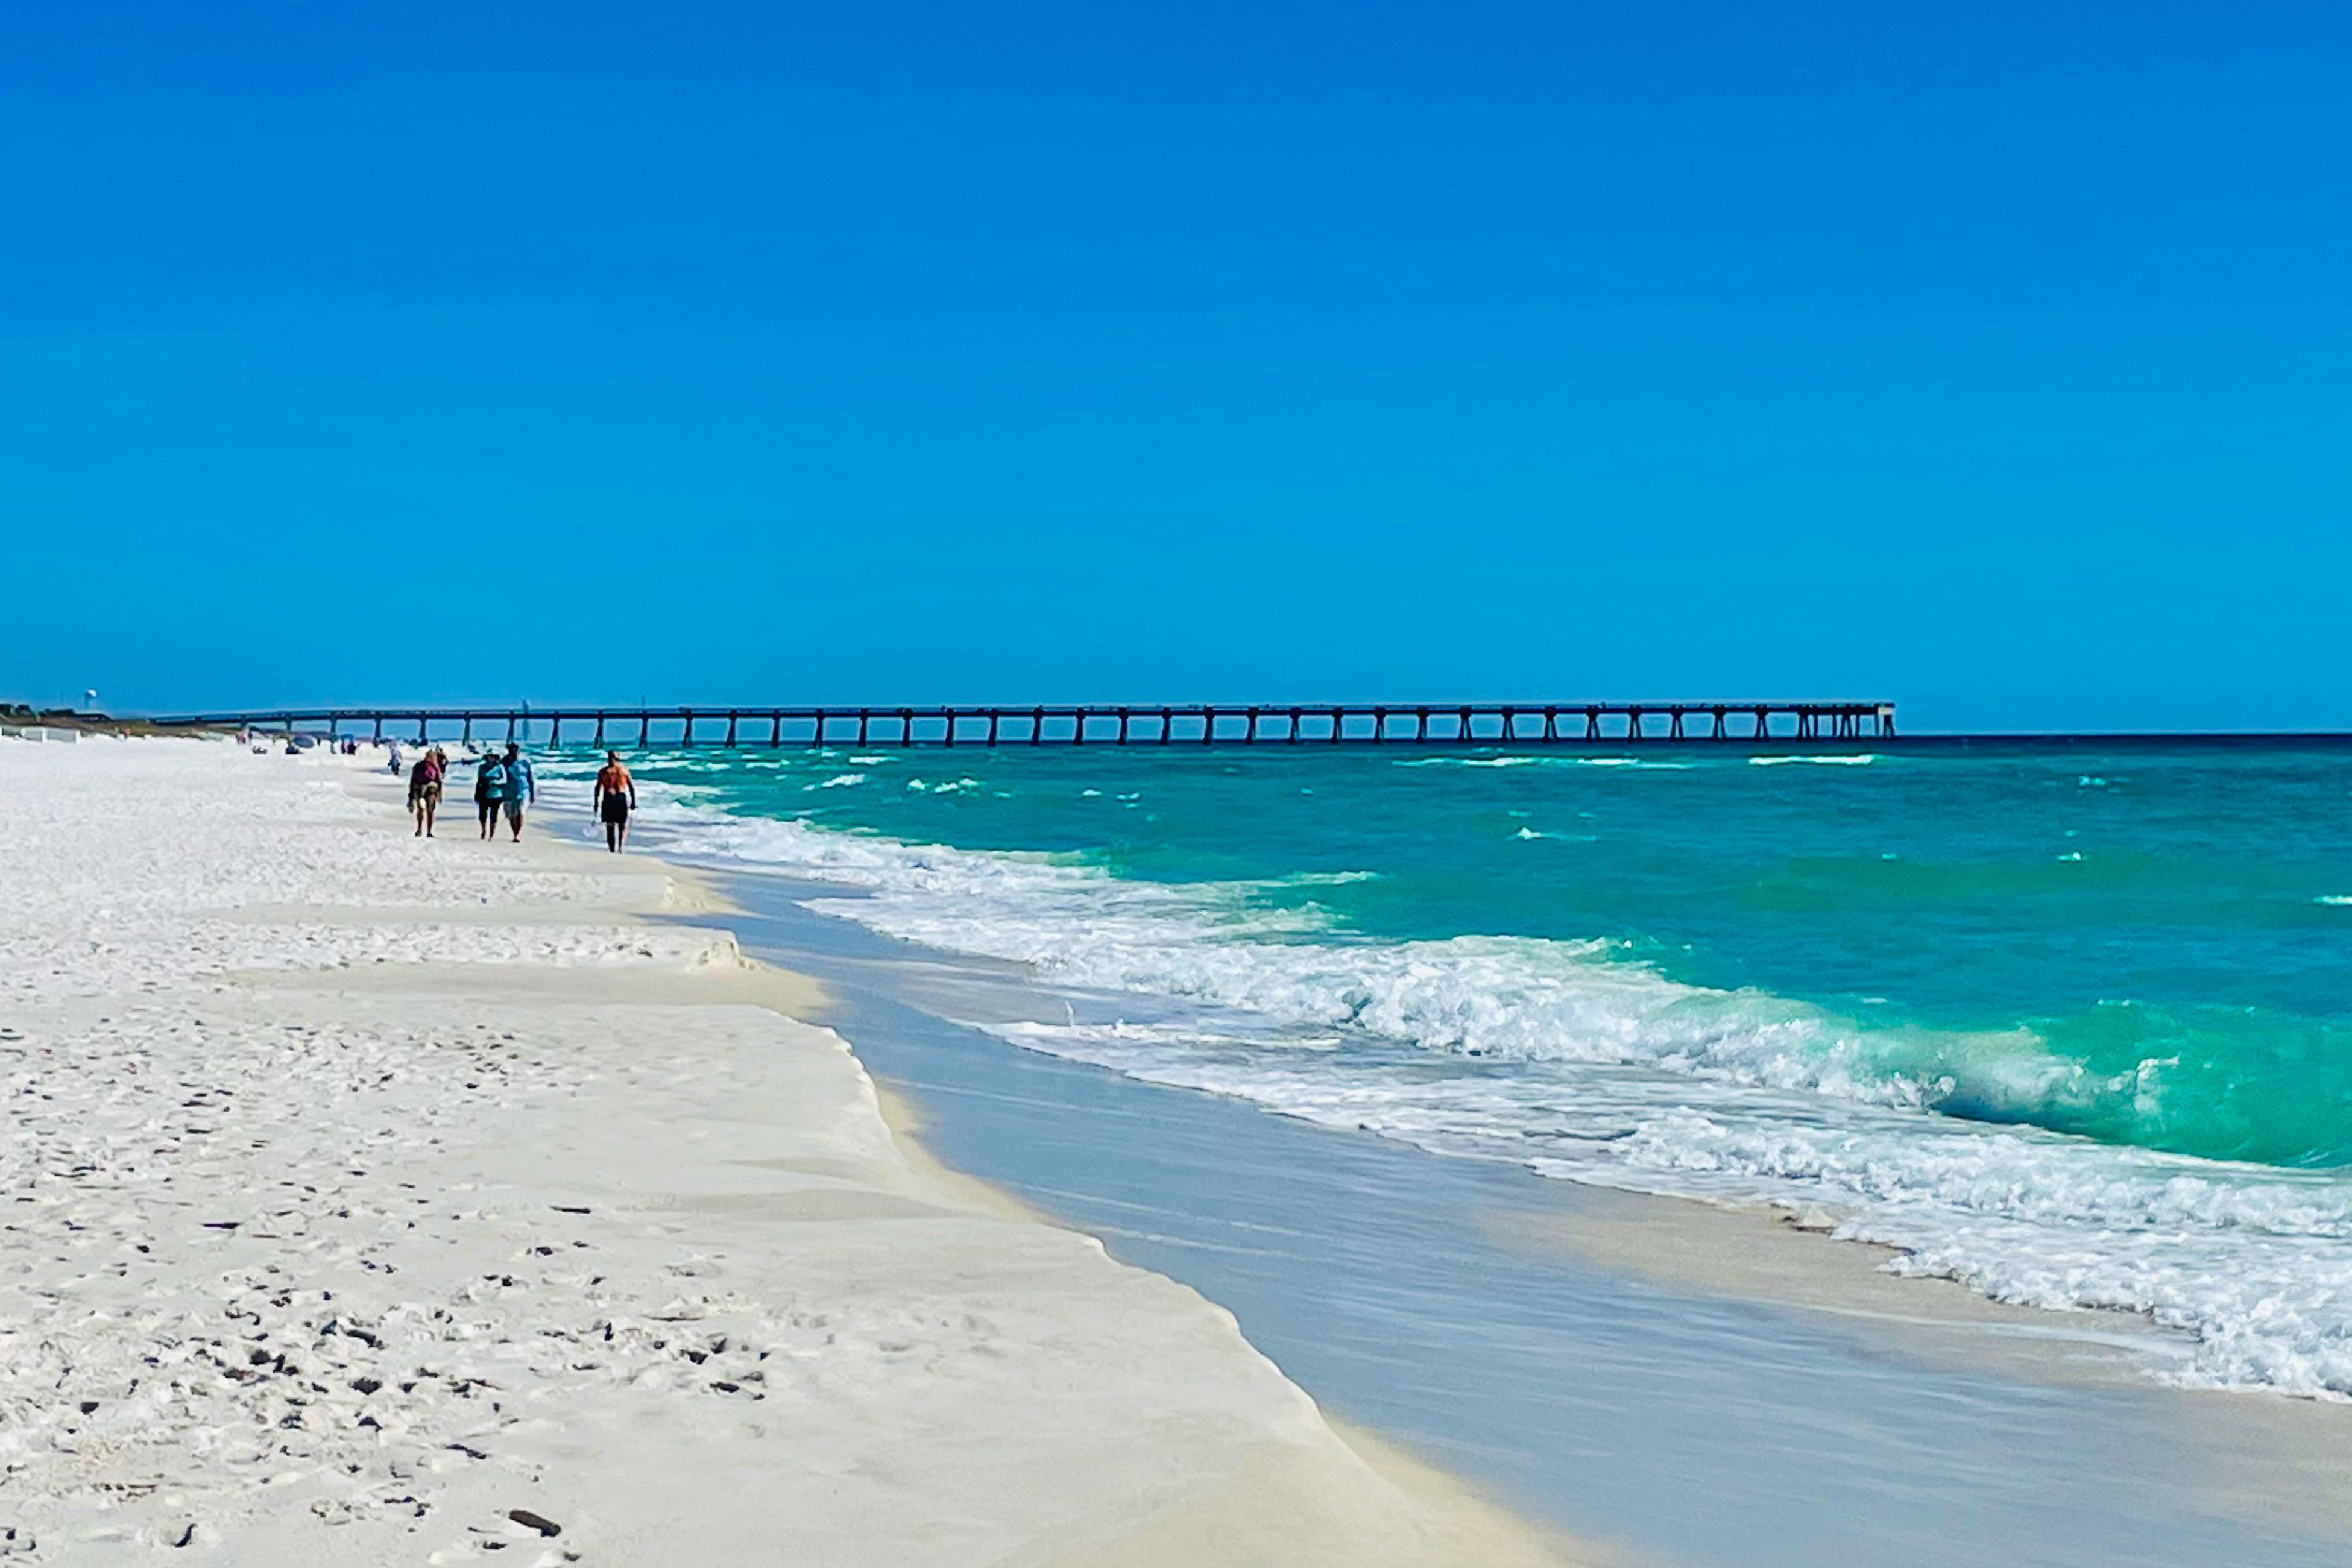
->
[540,740,2352,1397]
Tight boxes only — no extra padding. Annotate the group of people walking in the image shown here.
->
[405,742,535,840]
[472,744,539,840]
[402,745,637,853]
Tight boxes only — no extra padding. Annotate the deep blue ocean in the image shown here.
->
[538,740,2352,1398]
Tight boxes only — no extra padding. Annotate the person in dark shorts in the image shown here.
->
[593,751,637,853]
[474,750,508,840]
[499,743,536,842]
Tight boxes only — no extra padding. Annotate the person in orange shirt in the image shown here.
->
[593,752,637,853]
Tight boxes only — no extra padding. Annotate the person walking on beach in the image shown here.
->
[474,749,509,840]
[407,747,446,837]
[498,742,536,842]
[593,751,637,853]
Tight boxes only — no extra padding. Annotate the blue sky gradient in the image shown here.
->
[4,3,2347,729]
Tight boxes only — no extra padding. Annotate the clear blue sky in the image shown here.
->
[4,3,2346,731]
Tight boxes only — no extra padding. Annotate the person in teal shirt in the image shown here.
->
[497,743,536,842]
[473,752,508,840]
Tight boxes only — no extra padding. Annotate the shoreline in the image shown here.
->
[637,838,2222,1401]
[686,852,2352,1566]
[0,737,1592,1565]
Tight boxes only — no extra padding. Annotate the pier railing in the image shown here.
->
[153,701,1896,747]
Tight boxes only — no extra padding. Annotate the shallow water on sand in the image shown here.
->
[703,875,2352,1568]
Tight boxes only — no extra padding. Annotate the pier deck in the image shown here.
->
[154,701,1896,748]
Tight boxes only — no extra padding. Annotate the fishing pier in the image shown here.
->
[156,701,1896,748]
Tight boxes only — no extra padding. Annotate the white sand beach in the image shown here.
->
[0,738,1583,1565]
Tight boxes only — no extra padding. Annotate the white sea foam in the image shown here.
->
[1749,754,1878,766]
[1394,755,1538,768]
[1562,757,1694,769]
[632,792,2352,1399]
[1389,755,1703,770]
